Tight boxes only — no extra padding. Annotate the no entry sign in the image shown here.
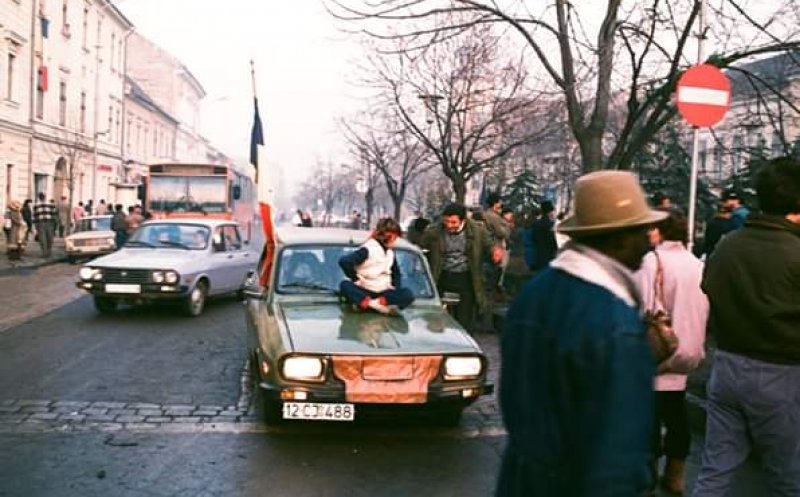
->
[676,64,731,128]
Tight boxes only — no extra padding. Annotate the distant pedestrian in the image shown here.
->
[126,205,144,235]
[654,192,672,210]
[721,189,750,229]
[521,207,541,270]
[300,211,313,227]
[32,192,57,258]
[57,196,70,237]
[111,204,127,249]
[3,204,11,243]
[84,199,93,215]
[419,203,503,332]
[338,218,414,315]
[497,171,667,496]
[95,199,108,215]
[349,210,362,230]
[528,200,558,271]
[702,203,736,258]
[6,200,25,260]
[636,209,708,495]
[71,201,85,231]
[21,199,33,241]
[405,215,430,247]
[693,157,800,496]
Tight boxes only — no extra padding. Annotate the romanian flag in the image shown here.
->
[250,97,275,287]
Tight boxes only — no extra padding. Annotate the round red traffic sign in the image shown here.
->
[676,64,731,128]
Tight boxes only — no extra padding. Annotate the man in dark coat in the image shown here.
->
[529,200,558,270]
[498,171,666,496]
[693,157,800,496]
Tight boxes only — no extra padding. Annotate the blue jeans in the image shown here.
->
[693,350,800,496]
[339,280,414,309]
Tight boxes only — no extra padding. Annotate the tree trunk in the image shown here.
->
[578,131,605,173]
[365,189,374,227]
[451,176,466,205]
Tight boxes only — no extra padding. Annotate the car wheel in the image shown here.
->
[262,396,284,425]
[67,255,76,264]
[184,280,207,317]
[93,296,118,314]
[431,407,463,427]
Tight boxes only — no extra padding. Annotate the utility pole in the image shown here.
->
[687,0,707,251]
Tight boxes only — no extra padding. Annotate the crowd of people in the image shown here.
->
[3,196,146,260]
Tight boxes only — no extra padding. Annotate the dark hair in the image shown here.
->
[656,209,688,244]
[486,192,502,207]
[374,217,402,244]
[540,200,554,214]
[442,203,467,220]
[721,189,740,202]
[501,207,514,216]
[755,156,800,216]
[653,192,670,204]
[412,217,430,232]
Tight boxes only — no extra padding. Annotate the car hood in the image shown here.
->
[67,230,115,241]
[279,301,481,355]
[89,248,197,270]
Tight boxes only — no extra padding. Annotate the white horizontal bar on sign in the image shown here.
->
[678,86,729,106]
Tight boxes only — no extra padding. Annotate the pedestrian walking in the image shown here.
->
[32,193,57,258]
[111,204,127,249]
[483,193,511,294]
[71,201,85,232]
[3,204,11,243]
[126,205,144,236]
[520,207,541,270]
[702,203,736,258]
[21,199,33,242]
[338,218,414,315]
[6,200,25,260]
[95,199,108,215]
[349,210,362,230]
[419,203,503,332]
[636,209,708,495]
[84,199,94,215]
[57,195,70,237]
[692,157,800,496]
[528,200,558,271]
[497,171,667,497]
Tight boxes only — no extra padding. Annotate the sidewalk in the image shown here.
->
[0,236,67,273]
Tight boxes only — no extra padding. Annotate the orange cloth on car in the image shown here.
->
[332,355,442,403]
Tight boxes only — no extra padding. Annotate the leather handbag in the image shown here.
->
[643,252,679,366]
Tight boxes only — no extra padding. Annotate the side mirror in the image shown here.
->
[232,185,242,200]
[242,271,265,300]
[441,292,461,309]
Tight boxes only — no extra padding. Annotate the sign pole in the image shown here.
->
[687,0,706,251]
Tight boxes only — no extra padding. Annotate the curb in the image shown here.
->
[0,255,67,275]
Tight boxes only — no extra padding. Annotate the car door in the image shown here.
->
[208,226,234,294]
[222,225,253,290]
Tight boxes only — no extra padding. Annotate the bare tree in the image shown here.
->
[329,0,800,173]
[341,113,435,220]
[357,22,558,203]
[43,129,91,233]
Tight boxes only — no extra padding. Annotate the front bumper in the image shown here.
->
[75,281,189,300]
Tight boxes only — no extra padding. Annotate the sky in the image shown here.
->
[118,0,366,196]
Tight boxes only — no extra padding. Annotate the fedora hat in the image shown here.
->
[558,170,668,235]
[8,200,21,211]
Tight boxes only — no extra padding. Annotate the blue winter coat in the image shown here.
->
[497,267,654,496]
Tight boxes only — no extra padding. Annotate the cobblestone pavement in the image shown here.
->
[0,346,505,438]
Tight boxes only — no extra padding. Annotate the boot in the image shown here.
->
[660,458,686,495]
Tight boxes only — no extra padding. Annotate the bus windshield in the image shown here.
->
[148,175,227,213]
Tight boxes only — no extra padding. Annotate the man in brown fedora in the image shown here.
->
[497,170,667,496]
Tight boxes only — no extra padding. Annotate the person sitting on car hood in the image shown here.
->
[338,217,414,315]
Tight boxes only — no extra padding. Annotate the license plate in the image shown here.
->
[282,402,355,421]
[105,283,141,294]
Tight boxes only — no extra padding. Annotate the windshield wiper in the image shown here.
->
[159,240,190,250]
[281,282,334,293]
[125,240,155,248]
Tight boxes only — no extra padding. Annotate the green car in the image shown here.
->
[243,227,493,425]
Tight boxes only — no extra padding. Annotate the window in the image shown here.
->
[223,226,242,250]
[125,117,131,152]
[6,53,15,100]
[115,109,121,144]
[35,85,44,119]
[110,33,115,70]
[82,7,88,49]
[80,92,87,133]
[58,81,67,126]
[107,104,113,138]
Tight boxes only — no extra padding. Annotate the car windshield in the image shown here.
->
[75,217,112,232]
[148,175,227,213]
[127,223,210,250]
[275,245,435,298]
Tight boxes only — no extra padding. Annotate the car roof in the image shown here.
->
[275,227,419,251]
[141,218,237,229]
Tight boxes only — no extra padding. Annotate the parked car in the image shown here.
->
[243,227,493,425]
[65,215,116,262]
[76,219,256,316]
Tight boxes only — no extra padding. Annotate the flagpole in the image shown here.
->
[250,59,257,101]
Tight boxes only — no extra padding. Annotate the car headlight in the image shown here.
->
[164,271,179,284]
[106,237,115,246]
[444,356,483,380]
[79,267,102,280]
[152,271,164,283]
[282,356,325,382]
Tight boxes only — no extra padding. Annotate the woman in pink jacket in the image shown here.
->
[637,209,709,495]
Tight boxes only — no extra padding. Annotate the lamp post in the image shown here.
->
[91,41,101,203]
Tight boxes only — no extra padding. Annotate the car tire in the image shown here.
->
[262,396,284,425]
[67,255,76,264]
[94,296,118,314]
[184,280,207,317]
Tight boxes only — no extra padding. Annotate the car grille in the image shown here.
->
[101,268,151,284]
[74,238,107,247]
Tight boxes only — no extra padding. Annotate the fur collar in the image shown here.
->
[551,242,642,308]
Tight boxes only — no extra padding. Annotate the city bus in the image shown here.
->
[141,162,257,241]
